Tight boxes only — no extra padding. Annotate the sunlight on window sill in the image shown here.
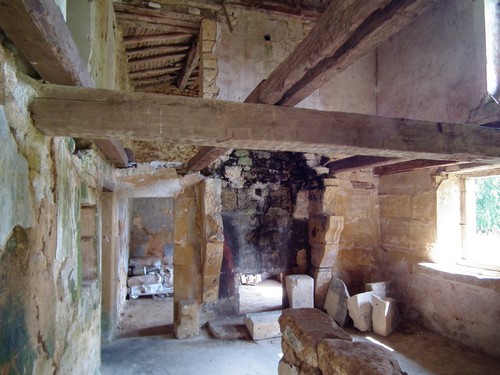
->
[418,262,500,279]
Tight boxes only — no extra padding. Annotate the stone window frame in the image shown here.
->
[458,172,500,272]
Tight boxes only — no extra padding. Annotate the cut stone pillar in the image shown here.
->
[174,299,199,339]
[308,215,344,308]
[309,267,332,308]
[366,281,390,299]
[244,310,282,341]
[324,277,350,326]
[285,275,314,308]
[347,292,373,332]
[372,295,398,337]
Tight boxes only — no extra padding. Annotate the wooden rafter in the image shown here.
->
[117,18,199,35]
[128,53,187,66]
[123,33,192,46]
[0,0,128,167]
[125,44,190,57]
[187,147,229,172]
[129,65,183,79]
[31,84,500,164]
[177,37,200,89]
[326,156,398,174]
[250,0,438,107]
[373,159,460,176]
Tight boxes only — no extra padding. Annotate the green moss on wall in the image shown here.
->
[0,226,35,374]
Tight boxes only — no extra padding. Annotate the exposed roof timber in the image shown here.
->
[31,84,500,164]
[114,3,203,25]
[177,37,200,89]
[125,44,190,57]
[187,146,230,172]
[326,155,398,174]
[129,65,183,79]
[0,0,128,167]
[468,99,500,126]
[187,0,438,171]
[117,17,199,34]
[373,159,460,176]
[128,53,187,66]
[132,74,178,86]
[251,0,439,107]
[123,33,192,46]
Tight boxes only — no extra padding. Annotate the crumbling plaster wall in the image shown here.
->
[215,7,377,114]
[376,0,487,122]
[0,42,117,373]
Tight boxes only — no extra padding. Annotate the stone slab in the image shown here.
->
[347,291,373,332]
[324,277,350,326]
[309,267,332,308]
[372,295,398,337]
[279,308,351,368]
[244,310,282,341]
[317,339,405,375]
[286,275,314,309]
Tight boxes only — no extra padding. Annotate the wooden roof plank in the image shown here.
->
[177,37,200,89]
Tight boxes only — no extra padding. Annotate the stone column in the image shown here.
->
[308,215,344,308]
[200,179,224,306]
[200,19,219,99]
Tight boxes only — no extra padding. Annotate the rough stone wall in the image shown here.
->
[0,42,116,373]
[315,172,380,295]
[378,169,500,357]
[376,0,487,122]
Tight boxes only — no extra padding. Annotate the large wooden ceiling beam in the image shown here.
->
[31,84,500,164]
[0,0,128,167]
[251,0,438,107]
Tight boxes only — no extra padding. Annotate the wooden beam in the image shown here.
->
[114,3,202,27]
[326,155,397,174]
[116,17,199,35]
[126,44,190,57]
[177,37,200,89]
[129,65,183,79]
[373,159,459,176]
[31,84,500,163]
[187,146,229,171]
[468,99,500,126]
[133,75,177,87]
[250,0,437,107]
[123,33,192,46]
[128,53,187,66]
[0,0,128,167]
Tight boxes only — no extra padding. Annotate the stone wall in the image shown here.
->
[0,42,116,373]
[378,169,500,357]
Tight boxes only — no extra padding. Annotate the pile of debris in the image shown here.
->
[127,256,173,299]
[324,278,398,336]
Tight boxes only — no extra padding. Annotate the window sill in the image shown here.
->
[418,262,500,292]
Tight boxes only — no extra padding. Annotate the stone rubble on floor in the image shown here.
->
[343,280,398,336]
[278,308,405,375]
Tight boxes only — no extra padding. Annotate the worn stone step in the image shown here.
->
[244,310,282,341]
